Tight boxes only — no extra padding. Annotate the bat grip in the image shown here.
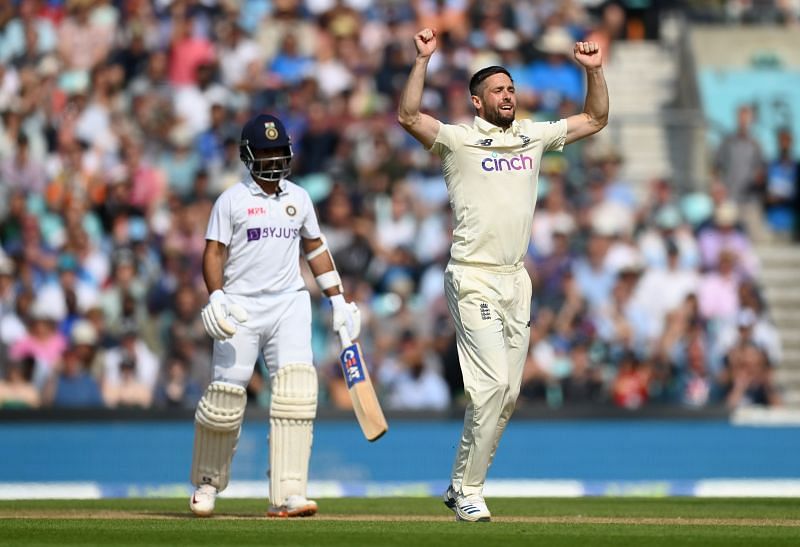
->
[338,327,352,347]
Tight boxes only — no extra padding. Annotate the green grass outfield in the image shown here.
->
[2,497,799,547]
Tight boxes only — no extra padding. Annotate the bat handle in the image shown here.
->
[338,327,352,347]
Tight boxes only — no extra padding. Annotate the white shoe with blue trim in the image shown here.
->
[443,485,491,522]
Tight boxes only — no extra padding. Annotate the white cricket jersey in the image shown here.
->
[430,116,567,267]
[205,178,321,295]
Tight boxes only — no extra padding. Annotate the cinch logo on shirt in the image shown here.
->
[246,227,300,241]
[247,207,267,216]
[481,153,534,172]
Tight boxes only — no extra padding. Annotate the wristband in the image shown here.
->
[315,270,341,291]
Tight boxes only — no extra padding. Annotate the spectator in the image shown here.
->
[631,239,699,335]
[697,249,741,323]
[9,297,67,387]
[672,333,713,408]
[572,230,616,311]
[698,202,759,277]
[719,342,781,409]
[529,27,583,113]
[0,357,40,409]
[378,331,450,411]
[611,351,651,410]
[0,134,48,193]
[102,321,159,393]
[764,128,799,237]
[154,354,202,408]
[714,105,765,203]
[103,354,152,409]
[44,346,104,408]
[168,13,215,86]
[560,339,605,404]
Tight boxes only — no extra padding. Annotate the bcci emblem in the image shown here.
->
[285,205,297,217]
[264,121,279,140]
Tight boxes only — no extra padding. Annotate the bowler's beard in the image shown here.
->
[482,103,515,129]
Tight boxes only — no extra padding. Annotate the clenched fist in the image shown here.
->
[414,28,437,59]
[573,41,602,69]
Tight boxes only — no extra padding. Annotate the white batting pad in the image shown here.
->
[269,363,318,506]
[190,382,247,491]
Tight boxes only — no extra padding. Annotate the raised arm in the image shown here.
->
[397,28,442,149]
[565,41,609,145]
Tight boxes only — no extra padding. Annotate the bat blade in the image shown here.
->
[339,341,388,441]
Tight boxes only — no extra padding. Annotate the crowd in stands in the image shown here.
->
[0,0,790,413]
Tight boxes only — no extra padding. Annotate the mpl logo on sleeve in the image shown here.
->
[340,346,366,389]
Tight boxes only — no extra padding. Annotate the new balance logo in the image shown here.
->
[520,134,531,145]
[475,138,493,146]
[480,303,491,321]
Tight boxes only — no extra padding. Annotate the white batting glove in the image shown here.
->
[330,294,361,341]
[200,290,249,341]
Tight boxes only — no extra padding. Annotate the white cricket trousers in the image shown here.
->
[211,290,314,386]
[444,260,532,497]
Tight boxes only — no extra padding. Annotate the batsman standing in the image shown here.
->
[189,114,361,517]
[398,28,608,521]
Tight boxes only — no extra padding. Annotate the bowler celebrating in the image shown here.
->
[189,114,361,518]
[398,28,608,521]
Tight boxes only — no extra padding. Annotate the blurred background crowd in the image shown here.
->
[0,0,797,413]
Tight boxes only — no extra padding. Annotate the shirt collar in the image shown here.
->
[473,116,521,136]
[245,178,284,198]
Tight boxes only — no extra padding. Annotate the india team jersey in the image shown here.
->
[430,116,567,267]
[205,179,321,295]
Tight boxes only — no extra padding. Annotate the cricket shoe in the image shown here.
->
[443,485,491,522]
[189,484,217,517]
[454,494,491,522]
[267,495,318,518]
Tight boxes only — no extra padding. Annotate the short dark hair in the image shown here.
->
[469,66,513,96]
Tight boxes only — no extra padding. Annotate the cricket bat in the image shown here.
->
[338,327,388,441]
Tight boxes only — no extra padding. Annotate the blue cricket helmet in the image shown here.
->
[239,114,293,183]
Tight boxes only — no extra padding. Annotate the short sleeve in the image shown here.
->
[205,194,233,245]
[428,122,466,156]
[300,191,322,239]
[540,119,568,153]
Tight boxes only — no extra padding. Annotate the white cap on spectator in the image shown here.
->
[552,213,575,236]
[592,201,633,237]
[31,295,65,322]
[537,28,574,56]
[37,55,60,77]
[714,201,738,227]
[494,29,520,51]
[71,320,98,345]
[169,124,194,149]
[0,256,14,276]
